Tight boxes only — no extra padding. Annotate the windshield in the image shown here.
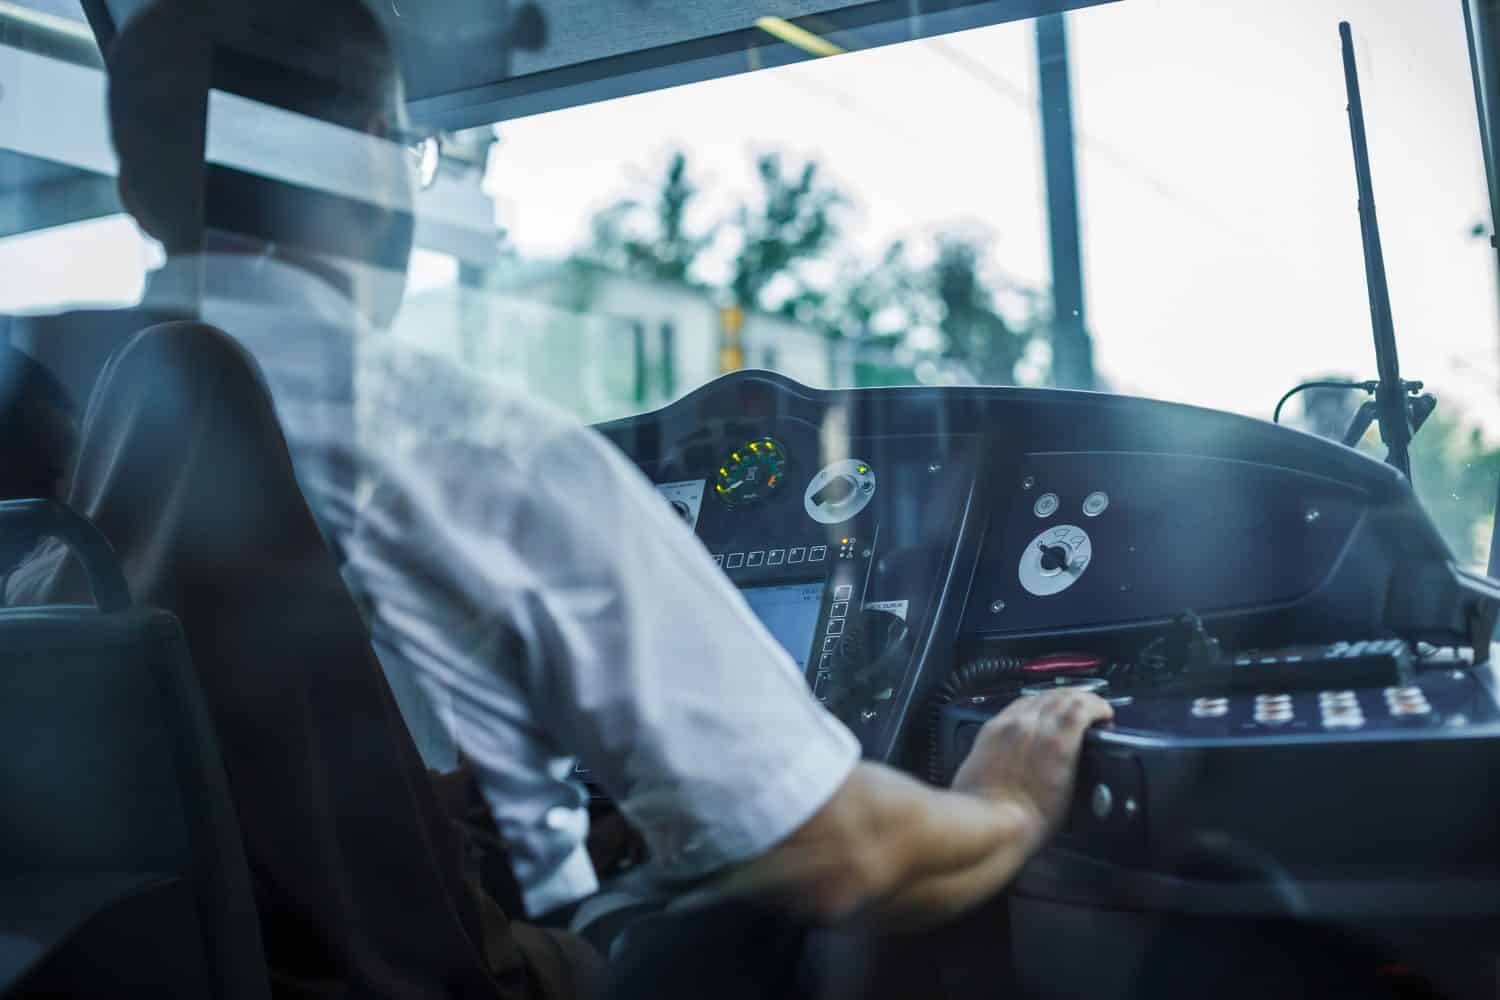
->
[3,2,1499,993]
[4,0,1492,569]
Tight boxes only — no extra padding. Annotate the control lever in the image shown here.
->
[819,609,914,725]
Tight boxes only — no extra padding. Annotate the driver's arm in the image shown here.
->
[681,688,1111,930]
[354,406,1108,924]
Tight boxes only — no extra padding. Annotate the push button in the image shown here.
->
[1191,697,1229,719]
[834,585,853,601]
[809,546,828,562]
[726,553,744,569]
[746,551,764,567]
[1090,783,1114,820]
[788,547,806,563]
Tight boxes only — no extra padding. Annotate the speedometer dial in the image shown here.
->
[713,438,787,509]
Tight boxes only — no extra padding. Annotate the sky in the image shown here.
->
[487,0,1500,434]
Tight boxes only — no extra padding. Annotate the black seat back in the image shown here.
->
[4,308,189,419]
[9,323,578,998]
[0,500,268,999]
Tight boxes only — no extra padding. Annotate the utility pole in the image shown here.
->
[1035,13,1095,390]
[1461,0,1500,578]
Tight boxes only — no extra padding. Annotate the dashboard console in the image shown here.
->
[596,369,1500,929]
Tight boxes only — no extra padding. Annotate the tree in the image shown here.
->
[931,237,1029,386]
[582,150,1033,387]
[1407,411,1500,570]
[789,241,926,341]
[728,153,844,311]
[1292,382,1500,569]
[586,150,712,285]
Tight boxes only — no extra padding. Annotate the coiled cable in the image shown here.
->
[925,656,1025,785]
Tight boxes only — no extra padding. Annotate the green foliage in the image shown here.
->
[728,153,844,311]
[931,237,1028,385]
[1406,410,1500,570]
[587,151,712,284]
[789,241,928,341]
[787,237,1030,385]
[583,149,1031,387]
[1295,382,1499,570]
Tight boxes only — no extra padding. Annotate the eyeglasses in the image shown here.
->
[399,131,443,191]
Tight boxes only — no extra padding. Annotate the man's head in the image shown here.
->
[108,0,415,320]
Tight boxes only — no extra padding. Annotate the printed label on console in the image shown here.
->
[865,599,909,621]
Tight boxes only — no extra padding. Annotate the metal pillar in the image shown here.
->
[1035,13,1094,390]
[1462,1,1500,578]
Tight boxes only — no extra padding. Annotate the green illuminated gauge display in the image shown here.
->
[714,438,787,509]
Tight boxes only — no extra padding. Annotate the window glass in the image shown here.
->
[1,1,1495,559]
[2,0,1498,974]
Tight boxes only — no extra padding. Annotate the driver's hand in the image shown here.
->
[950,689,1113,848]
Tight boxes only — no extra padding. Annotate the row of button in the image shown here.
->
[1191,688,1434,728]
[1033,491,1110,519]
[814,585,856,681]
[714,546,828,570]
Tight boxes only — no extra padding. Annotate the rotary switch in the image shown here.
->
[1018,524,1093,596]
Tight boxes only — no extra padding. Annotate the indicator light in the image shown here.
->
[841,537,849,545]
[720,467,728,476]
[857,465,868,474]
[732,452,741,462]
[749,442,760,452]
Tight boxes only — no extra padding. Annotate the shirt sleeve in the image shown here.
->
[507,425,862,879]
[347,403,859,912]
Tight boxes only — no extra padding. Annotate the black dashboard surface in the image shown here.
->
[595,370,1451,766]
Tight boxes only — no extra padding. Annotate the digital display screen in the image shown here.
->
[741,582,825,671]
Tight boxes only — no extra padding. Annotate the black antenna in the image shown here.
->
[1339,22,1414,479]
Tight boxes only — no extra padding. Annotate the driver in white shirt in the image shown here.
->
[93,0,1113,935]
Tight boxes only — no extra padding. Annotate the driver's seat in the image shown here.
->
[10,321,602,999]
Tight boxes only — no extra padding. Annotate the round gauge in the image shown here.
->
[804,459,877,524]
[1018,524,1093,597]
[713,438,787,509]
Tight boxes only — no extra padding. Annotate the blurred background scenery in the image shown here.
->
[4,0,1499,567]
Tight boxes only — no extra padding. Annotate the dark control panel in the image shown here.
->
[597,371,1500,899]
[597,375,983,760]
[592,370,1500,996]
[964,452,1372,638]
[942,665,1500,881]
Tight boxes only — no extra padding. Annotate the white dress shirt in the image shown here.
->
[136,252,862,917]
